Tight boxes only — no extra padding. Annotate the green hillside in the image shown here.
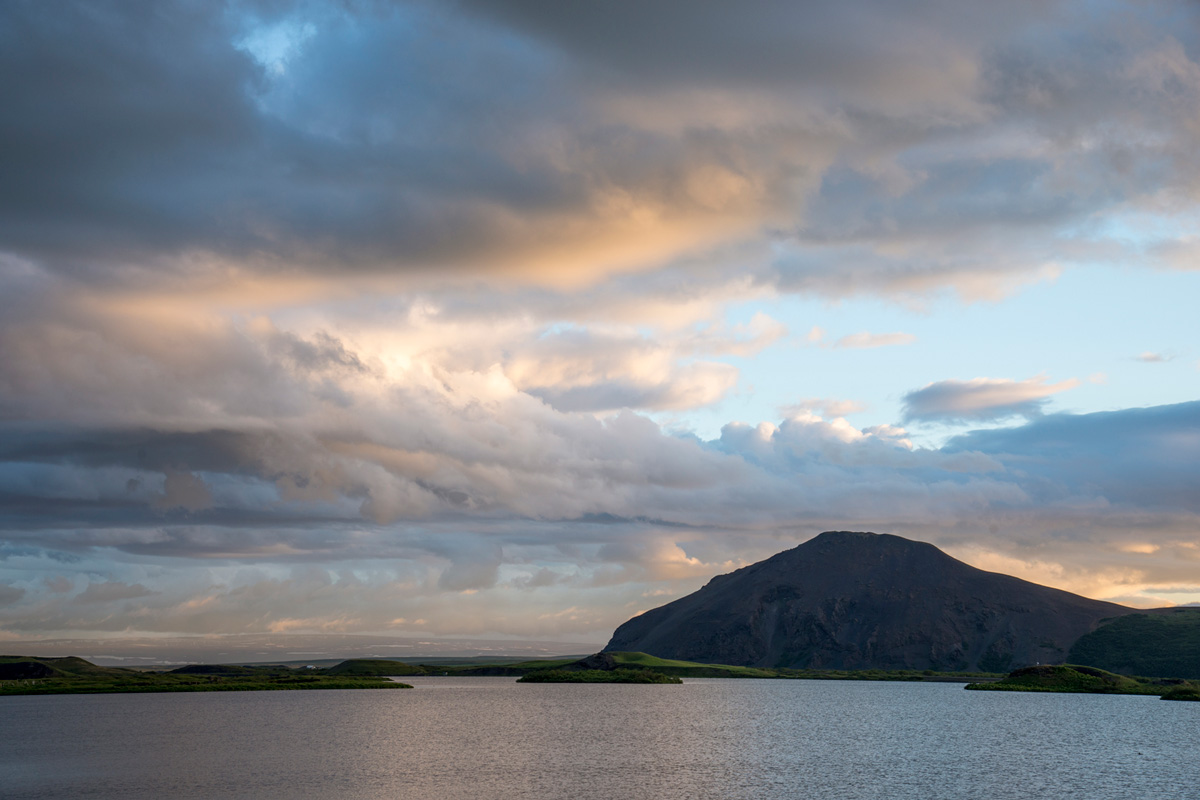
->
[1068,609,1200,679]
[965,664,1159,695]
[324,659,426,676]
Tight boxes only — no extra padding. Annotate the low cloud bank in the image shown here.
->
[1,391,1196,639]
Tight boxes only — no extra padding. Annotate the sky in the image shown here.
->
[1,0,1198,652]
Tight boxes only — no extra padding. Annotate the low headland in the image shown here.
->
[0,655,412,695]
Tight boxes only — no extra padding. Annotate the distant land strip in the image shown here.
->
[0,656,411,695]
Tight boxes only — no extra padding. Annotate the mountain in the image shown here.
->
[604,531,1139,672]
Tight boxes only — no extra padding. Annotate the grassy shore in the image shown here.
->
[965,664,1200,700]
[518,668,682,684]
[446,651,1003,682]
[1,675,412,695]
[0,656,411,696]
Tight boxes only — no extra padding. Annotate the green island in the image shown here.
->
[965,664,1200,701]
[0,655,412,696]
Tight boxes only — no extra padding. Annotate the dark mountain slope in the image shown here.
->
[605,531,1138,671]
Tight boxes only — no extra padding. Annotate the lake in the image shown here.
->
[2,677,1197,799]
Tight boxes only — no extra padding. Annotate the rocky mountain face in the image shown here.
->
[605,531,1138,672]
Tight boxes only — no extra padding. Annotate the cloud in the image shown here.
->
[0,0,774,289]
[44,576,74,593]
[501,317,784,413]
[1,0,1200,643]
[781,397,868,419]
[1,0,1198,303]
[524,363,738,413]
[902,375,1080,423]
[154,470,214,512]
[72,582,156,605]
[944,400,1200,513]
[0,400,1197,637]
[0,584,25,607]
[804,327,916,350]
[832,331,916,349]
[1135,351,1173,363]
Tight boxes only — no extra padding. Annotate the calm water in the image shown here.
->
[1,677,1197,799]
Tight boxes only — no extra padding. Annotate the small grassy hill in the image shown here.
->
[965,664,1160,695]
[324,659,425,676]
[1067,609,1200,679]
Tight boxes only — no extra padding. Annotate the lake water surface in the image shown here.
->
[2,677,1197,799]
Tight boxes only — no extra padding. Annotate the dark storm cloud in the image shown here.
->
[0,0,260,270]
[457,0,1047,90]
[0,426,358,533]
[0,427,264,472]
[3,0,1198,294]
[0,0,585,279]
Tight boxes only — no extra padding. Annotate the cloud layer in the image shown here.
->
[4,0,1200,297]
[1,0,1198,643]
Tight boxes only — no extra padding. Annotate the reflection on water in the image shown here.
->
[2,677,1197,799]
